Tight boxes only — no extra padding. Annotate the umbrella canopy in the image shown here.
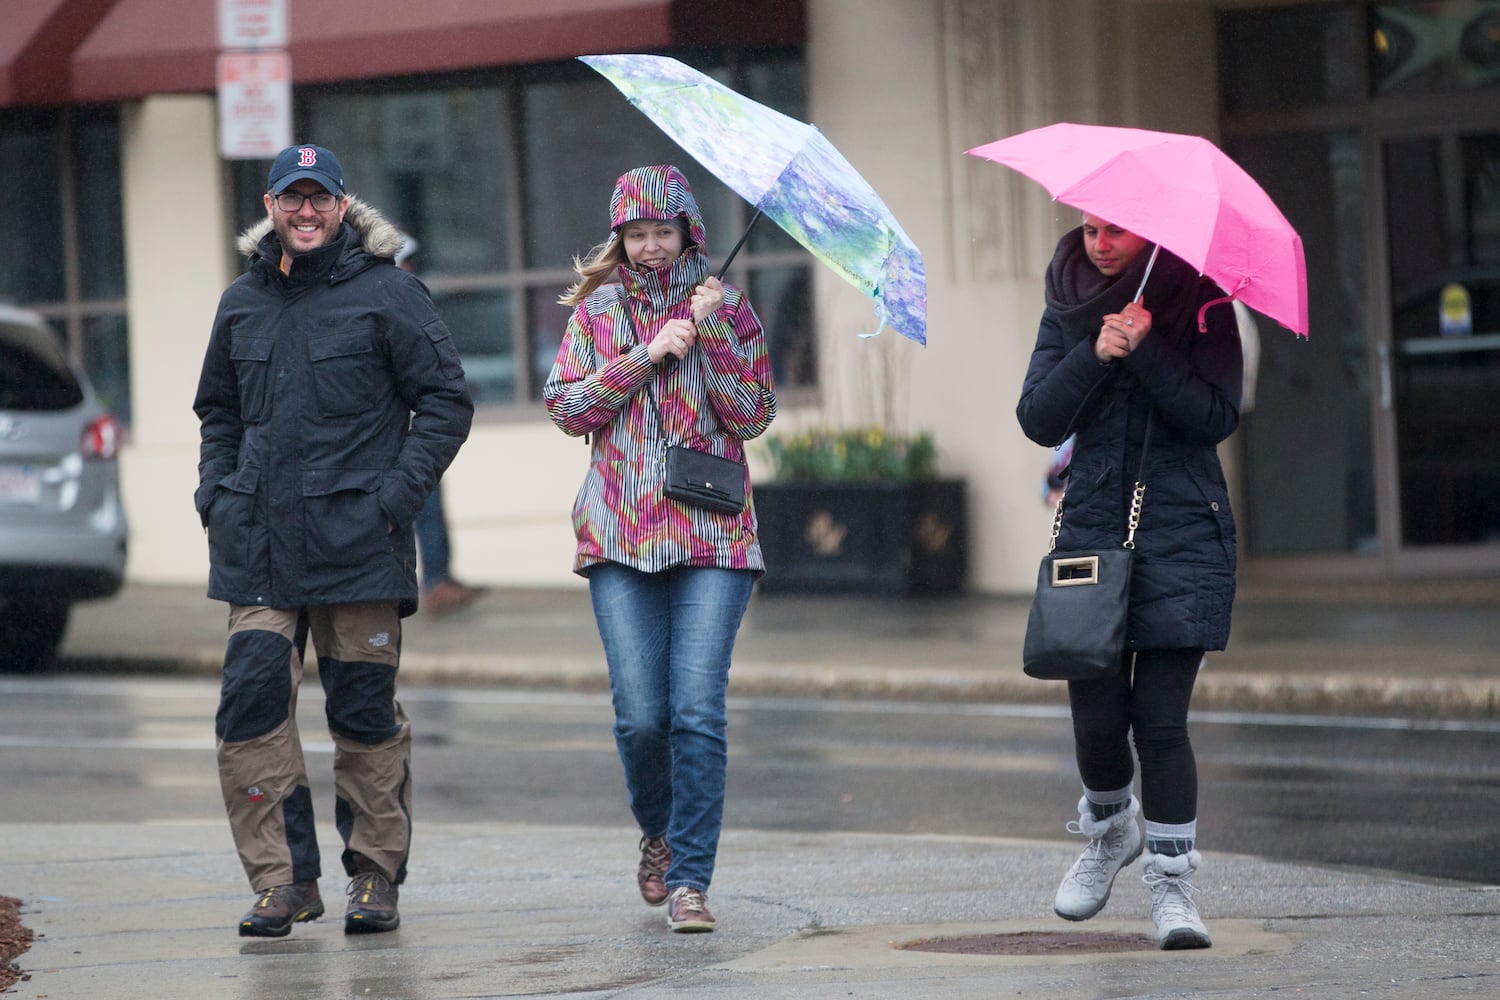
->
[581,53,927,345]
[967,123,1308,337]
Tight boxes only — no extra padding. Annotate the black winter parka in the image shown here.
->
[194,199,473,616]
[1016,229,1242,652]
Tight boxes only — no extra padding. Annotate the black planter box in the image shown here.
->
[752,479,968,595]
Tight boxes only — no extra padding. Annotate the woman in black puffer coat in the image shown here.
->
[1016,214,1242,951]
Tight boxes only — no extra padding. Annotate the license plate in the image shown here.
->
[0,464,41,503]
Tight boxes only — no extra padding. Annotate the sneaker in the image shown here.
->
[666,886,716,933]
[238,881,324,937]
[344,869,401,934]
[1054,795,1143,921]
[1143,850,1211,950]
[637,835,672,907]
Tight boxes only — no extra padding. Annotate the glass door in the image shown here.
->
[1383,131,1500,549]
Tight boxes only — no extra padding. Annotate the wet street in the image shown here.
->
[2,675,1497,884]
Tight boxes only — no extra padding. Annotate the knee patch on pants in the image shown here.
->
[320,660,401,745]
[217,628,295,742]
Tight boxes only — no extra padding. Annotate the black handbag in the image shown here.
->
[1022,413,1153,680]
[664,444,747,515]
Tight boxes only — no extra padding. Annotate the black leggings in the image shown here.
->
[1067,648,1203,825]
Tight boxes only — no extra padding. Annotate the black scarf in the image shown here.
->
[1043,226,1200,343]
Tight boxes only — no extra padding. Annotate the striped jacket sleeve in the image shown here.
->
[695,290,776,440]
[543,303,654,437]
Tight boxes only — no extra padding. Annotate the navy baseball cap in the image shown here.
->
[267,144,346,195]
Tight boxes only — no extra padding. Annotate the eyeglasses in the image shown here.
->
[272,191,341,213]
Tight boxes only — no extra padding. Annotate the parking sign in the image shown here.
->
[217,52,292,159]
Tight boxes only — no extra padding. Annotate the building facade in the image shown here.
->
[4,0,1497,594]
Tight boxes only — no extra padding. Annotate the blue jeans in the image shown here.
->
[414,487,450,588]
[588,562,755,892]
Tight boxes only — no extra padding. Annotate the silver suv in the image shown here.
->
[0,303,128,671]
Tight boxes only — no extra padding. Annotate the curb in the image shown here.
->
[54,651,1500,720]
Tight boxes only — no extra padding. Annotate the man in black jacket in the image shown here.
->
[193,144,473,938]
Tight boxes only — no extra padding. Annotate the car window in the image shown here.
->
[0,321,84,411]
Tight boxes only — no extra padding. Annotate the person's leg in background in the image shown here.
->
[415,485,484,617]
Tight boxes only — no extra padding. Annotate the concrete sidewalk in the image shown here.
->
[7,819,1500,999]
[59,578,1500,717]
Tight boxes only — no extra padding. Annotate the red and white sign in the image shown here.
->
[217,52,292,159]
[217,0,287,49]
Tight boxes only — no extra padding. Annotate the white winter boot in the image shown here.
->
[1053,796,1143,921]
[1142,849,1211,949]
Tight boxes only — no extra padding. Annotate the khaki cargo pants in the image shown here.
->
[216,602,412,892]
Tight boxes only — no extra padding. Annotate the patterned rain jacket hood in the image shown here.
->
[1016,227,1242,651]
[193,198,474,616]
[544,165,777,575]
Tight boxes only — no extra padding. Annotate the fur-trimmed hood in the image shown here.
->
[235,195,405,261]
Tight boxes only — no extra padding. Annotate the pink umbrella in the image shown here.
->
[966,123,1308,337]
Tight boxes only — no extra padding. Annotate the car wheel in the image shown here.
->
[0,601,70,673]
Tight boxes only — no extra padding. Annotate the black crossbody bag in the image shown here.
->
[1022,412,1153,680]
[663,444,746,515]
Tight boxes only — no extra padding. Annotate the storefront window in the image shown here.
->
[1385,132,1500,545]
[526,283,569,404]
[427,289,513,406]
[0,110,66,303]
[1221,3,1366,112]
[521,74,730,271]
[234,54,813,410]
[749,265,814,387]
[75,110,127,300]
[741,57,805,256]
[82,314,131,426]
[0,108,130,425]
[305,88,514,277]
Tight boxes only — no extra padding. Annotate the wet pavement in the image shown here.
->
[7,818,1499,999]
[3,577,1497,998]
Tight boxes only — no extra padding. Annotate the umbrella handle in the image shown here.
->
[1197,295,1235,333]
[716,206,763,280]
[1133,245,1160,303]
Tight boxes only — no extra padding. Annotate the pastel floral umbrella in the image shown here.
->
[581,53,928,345]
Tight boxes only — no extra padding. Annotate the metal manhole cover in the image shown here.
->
[900,931,1156,956]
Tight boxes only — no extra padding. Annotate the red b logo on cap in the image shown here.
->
[298,147,317,166]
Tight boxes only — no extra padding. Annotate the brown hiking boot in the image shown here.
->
[238,881,324,937]
[344,869,400,934]
[637,836,672,906]
[666,886,716,933]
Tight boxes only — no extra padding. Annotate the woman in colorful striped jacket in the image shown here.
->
[543,164,776,933]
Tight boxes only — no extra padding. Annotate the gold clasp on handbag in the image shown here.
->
[1051,555,1100,587]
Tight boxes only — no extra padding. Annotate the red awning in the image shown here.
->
[1,0,117,107]
[69,0,804,104]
